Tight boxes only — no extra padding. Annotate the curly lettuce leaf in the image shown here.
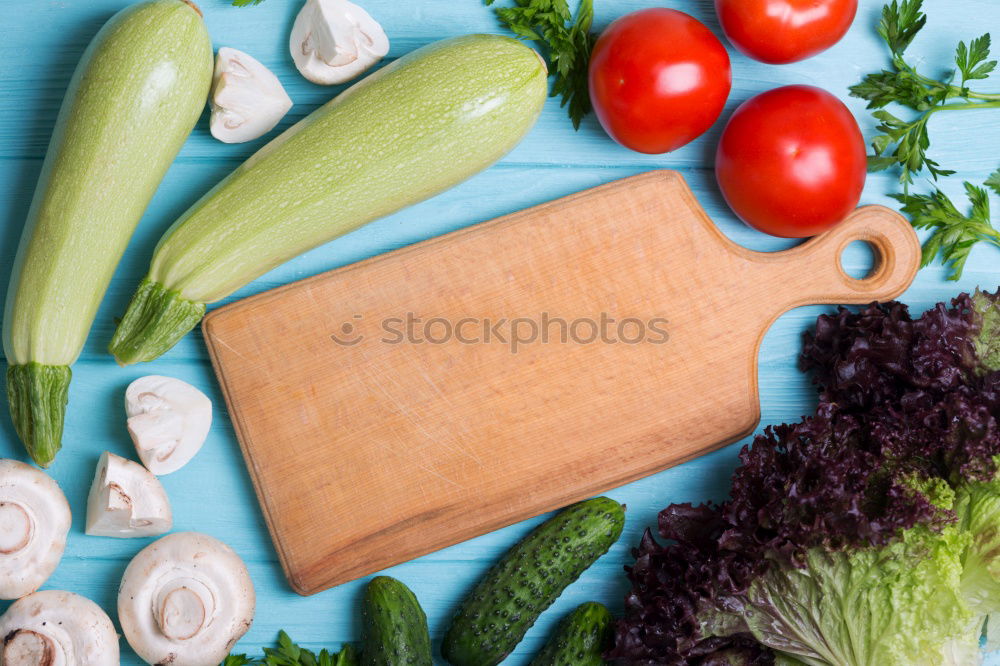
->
[956,472,1000,616]
[973,290,1000,373]
[701,525,975,666]
[613,291,1000,664]
[985,614,1000,652]
[801,291,1000,483]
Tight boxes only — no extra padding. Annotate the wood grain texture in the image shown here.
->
[1,0,999,661]
[203,171,919,594]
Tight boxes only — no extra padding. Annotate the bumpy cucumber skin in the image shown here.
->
[529,602,613,666]
[442,497,625,666]
[3,0,211,463]
[362,576,432,666]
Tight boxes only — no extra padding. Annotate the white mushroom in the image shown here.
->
[0,459,70,600]
[289,0,389,85]
[210,47,293,144]
[86,452,172,538]
[0,590,119,665]
[126,375,212,475]
[119,532,255,666]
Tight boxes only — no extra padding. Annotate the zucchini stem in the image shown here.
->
[109,278,206,365]
[6,363,71,467]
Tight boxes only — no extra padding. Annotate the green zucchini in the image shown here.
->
[3,0,212,466]
[108,33,548,365]
[361,576,432,666]
[442,497,625,666]
[529,602,613,666]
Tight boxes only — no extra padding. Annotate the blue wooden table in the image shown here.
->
[2,0,999,662]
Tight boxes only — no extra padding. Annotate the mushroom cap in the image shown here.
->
[0,590,119,666]
[125,375,212,475]
[289,0,389,85]
[0,459,71,599]
[86,451,172,538]
[119,532,256,666]
[210,47,293,144]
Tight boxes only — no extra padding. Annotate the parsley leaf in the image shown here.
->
[223,657,254,666]
[222,632,360,666]
[877,0,926,57]
[850,0,1000,189]
[484,0,596,129]
[892,173,1000,280]
[957,34,998,85]
[231,0,266,6]
[986,168,1000,197]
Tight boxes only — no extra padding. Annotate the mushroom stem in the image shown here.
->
[86,451,172,538]
[155,578,212,640]
[289,0,389,85]
[0,502,32,554]
[0,590,119,666]
[2,630,59,665]
[119,532,255,666]
[210,48,293,144]
[125,376,212,475]
[0,460,71,600]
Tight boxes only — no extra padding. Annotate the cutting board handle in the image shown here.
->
[751,205,921,310]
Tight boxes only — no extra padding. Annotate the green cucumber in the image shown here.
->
[442,497,625,666]
[3,0,212,466]
[529,602,613,666]
[361,576,432,666]
[109,34,548,365]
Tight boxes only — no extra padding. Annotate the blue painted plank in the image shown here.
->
[1,0,999,663]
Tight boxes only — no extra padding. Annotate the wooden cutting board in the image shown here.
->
[203,171,921,595]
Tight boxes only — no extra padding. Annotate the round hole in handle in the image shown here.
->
[775,206,919,304]
[840,240,877,280]
[826,213,910,296]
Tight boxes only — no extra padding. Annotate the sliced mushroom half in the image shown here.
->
[126,375,212,475]
[0,459,71,600]
[210,47,293,144]
[119,532,256,666]
[289,0,389,85]
[86,451,172,538]
[0,590,119,665]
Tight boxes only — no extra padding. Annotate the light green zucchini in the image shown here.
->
[3,0,212,466]
[109,33,548,365]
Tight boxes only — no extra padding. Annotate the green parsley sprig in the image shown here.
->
[849,0,1000,190]
[484,0,596,129]
[231,0,266,6]
[223,657,254,666]
[892,167,1000,280]
[223,631,359,666]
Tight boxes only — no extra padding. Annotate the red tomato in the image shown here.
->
[715,0,858,64]
[715,85,866,238]
[588,8,732,154]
